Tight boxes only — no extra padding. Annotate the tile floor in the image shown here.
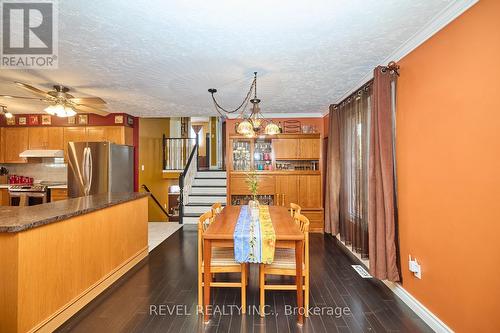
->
[148,222,183,251]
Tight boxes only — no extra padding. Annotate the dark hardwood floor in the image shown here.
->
[57,226,432,333]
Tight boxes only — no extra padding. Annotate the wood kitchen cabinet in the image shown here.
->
[0,189,9,206]
[3,128,28,163]
[273,138,299,159]
[298,138,320,159]
[298,175,322,208]
[86,126,133,145]
[230,175,276,195]
[273,138,320,159]
[50,188,68,202]
[28,127,64,150]
[275,175,299,207]
[63,127,87,160]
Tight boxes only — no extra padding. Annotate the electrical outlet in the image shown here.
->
[408,255,422,279]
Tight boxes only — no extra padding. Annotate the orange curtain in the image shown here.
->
[368,66,400,281]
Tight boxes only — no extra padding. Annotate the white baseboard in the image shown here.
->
[383,281,454,333]
[334,237,453,332]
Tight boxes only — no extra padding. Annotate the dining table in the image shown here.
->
[202,205,306,324]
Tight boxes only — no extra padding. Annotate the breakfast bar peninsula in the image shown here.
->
[0,192,149,333]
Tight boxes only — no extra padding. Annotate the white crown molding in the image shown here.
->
[225,112,324,119]
[334,0,479,104]
[383,281,454,333]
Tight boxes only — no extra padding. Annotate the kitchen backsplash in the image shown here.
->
[0,161,67,183]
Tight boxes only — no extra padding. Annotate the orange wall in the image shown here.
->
[396,1,500,331]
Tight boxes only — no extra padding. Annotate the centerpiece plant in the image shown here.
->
[245,170,259,209]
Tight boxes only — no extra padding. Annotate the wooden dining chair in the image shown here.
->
[211,202,223,215]
[259,213,310,317]
[198,210,247,313]
[290,203,302,218]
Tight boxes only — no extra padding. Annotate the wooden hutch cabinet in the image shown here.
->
[227,133,324,232]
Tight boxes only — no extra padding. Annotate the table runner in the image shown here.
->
[233,205,276,264]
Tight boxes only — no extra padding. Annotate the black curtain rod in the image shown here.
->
[330,78,374,110]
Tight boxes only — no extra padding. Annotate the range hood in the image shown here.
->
[19,150,64,158]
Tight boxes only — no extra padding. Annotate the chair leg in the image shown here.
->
[259,264,265,317]
[241,264,246,314]
[198,269,203,312]
[305,275,310,317]
[246,263,250,286]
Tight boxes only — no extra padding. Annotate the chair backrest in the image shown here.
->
[211,202,223,215]
[293,213,310,267]
[198,210,214,268]
[290,203,302,218]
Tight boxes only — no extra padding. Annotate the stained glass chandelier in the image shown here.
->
[208,72,280,137]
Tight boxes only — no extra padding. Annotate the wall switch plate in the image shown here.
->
[141,165,145,171]
[408,255,422,279]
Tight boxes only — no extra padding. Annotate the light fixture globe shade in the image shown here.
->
[44,105,56,115]
[65,106,77,117]
[237,120,253,135]
[264,123,280,135]
[4,111,13,119]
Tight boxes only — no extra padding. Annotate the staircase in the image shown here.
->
[182,170,227,224]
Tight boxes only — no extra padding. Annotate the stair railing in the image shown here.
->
[163,136,197,170]
[178,142,198,224]
[141,184,172,218]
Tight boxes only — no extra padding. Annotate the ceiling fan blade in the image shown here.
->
[74,104,109,117]
[69,97,107,105]
[15,82,50,97]
[0,94,45,101]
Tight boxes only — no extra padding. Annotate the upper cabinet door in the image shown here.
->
[273,138,298,159]
[298,139,320,159]
[47,127,64,150]
[28,127,49,149]
[63,127,87,160]
[4,128,29,163]
[104,126,124,144]
[85,126,107,142]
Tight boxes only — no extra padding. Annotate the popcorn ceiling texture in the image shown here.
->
[0,0,451,117]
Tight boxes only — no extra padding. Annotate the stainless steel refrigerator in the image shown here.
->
[67,142,134,198]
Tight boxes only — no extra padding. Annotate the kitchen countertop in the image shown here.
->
[0,184,67,189]
[0,192,149,233]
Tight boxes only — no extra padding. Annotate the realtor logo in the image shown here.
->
[1,0,58,68]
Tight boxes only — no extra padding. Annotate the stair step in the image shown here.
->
[184,205,216,214]
[190,187,226,195]
[193,178,227,186]
[187,195,227,204]
[184,201,226,207]
[196,171,227,178]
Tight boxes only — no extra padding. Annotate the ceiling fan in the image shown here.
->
[0,82,109,117]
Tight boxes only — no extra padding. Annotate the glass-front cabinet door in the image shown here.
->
[253,138,273,171]
[231,139,251,171]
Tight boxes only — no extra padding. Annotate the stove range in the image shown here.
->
[8,184,48,192]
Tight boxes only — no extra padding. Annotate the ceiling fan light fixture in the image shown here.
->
[64,106,77,117]
[44,105,56,115]
[1,105,13,119]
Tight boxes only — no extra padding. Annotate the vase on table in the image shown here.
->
[248,199,259,219]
